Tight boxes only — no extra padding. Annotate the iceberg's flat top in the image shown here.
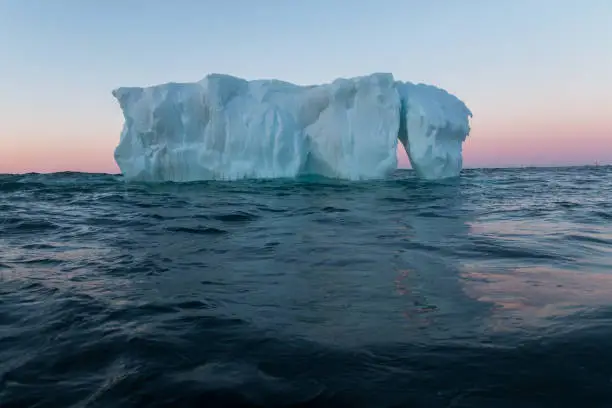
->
[112,73,471,182]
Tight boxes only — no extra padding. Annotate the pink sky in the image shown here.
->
[1,93,610,174]
[2,120,610,174]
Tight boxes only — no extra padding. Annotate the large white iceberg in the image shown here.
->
[112,73,471,182]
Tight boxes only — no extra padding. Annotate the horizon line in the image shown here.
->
[1,163,609,176]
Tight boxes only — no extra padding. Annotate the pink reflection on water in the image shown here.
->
[461,265,612,332]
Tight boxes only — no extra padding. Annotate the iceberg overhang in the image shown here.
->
[112,73,472,182]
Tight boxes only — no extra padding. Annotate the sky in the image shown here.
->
[0,0,610,174]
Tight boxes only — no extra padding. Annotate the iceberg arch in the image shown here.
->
[112,73,472,182]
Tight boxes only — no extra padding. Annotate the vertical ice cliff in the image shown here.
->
[395,82,472,180]
[112,73,471,182]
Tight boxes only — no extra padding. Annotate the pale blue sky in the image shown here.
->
[0,0,610,172]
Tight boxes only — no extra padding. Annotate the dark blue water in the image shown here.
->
[1,167,612,407]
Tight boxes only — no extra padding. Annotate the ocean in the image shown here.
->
[1,166,611,407]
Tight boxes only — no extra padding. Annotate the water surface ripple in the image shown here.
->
[1,167,612,407]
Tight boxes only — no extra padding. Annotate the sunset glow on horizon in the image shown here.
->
[3,126,609,175]
[1,1,610,174]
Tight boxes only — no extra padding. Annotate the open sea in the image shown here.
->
[1,166,611,407]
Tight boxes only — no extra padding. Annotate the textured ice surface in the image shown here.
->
[112,73,471,182]
[395,82,473,180]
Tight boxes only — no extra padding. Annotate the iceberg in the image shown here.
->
[112,73,471,182]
